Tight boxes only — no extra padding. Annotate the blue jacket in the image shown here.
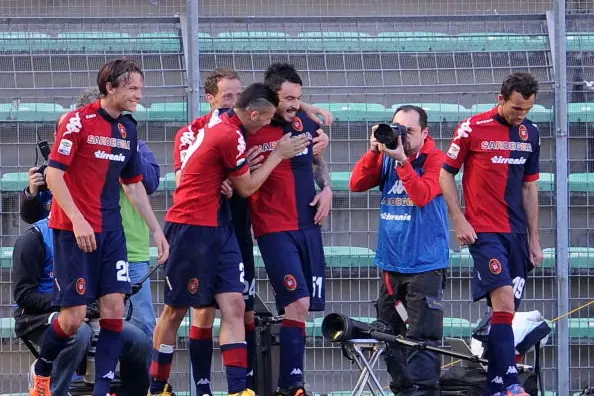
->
[350,137,450,273]
[19,140,160,224]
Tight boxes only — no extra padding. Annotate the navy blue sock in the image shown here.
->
[278,319,305,391]
[486,312,519,394]
[245,320,256,390]
[190,326,213,395]
[150,344,174,394]
[92,319,123,396]
[221,342,247,394]
[34,317,74,377]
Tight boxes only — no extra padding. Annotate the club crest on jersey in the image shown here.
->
[292,116,304,132]
[519,125,528,141]
[284,274,297,291]
[76,277,86,295]
[188,278,200,295]
[118,123,127,139]
[488,259,502,275]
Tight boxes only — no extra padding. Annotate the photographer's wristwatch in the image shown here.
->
[394,159,408,168]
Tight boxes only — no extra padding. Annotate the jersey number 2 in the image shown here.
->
[116,260,131,283]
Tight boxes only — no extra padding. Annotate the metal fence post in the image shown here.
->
[186,0,201,122]
[552,0,570,394]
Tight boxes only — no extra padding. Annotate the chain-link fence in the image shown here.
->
[0,1,592,395]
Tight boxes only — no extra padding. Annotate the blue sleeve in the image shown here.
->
[120,120,143,184]
[137,140,161,195]
[524,126,540,181]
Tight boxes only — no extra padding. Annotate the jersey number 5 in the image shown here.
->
[239,262,255,299]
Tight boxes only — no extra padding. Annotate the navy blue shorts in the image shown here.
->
[52,229,131,307]
[163,222,244,308]
[257,227,326,313]
[469,232,531,309]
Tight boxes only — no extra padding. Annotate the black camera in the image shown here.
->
[373,123,408,150]
[36,141,51,192]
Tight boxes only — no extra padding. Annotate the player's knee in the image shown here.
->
[218,293,245,321]
[284,297,310,321]
[489,285,515,313]
[192,307,216,327]
[160,305,188,326]
[99,294,125,319]
[58,306,87,335]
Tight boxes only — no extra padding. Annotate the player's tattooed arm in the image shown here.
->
[313,154,331,190]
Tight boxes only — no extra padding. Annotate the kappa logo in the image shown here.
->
[102,371,115,380]
[506,365,518,375]
[76,277,86,295]
[388,180,407,195]
[454,118,472,141]
[64,112,82,135]
[491,376,503,384]
[179,130,196,148]
[196,378,210,385]
[235,130,246,158]
[290,368,303,375]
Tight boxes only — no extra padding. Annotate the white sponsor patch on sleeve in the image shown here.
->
[58,139,73,155]
[447,143,460,159]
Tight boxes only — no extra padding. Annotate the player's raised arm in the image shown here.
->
[223,83,309,197]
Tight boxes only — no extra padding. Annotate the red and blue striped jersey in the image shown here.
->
[48,101,143,233]
[443,107,540,234]
[165,112,248,227]
[247,111,319,237]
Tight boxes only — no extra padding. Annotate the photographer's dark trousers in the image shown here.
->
[375,269,445,396]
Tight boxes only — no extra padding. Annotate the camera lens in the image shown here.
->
[374,124,397,148]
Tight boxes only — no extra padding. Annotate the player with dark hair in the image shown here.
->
[29,59,169,396]
[149,83,310,396]
[440,72,543,396]
[247,63,332,396]
[172,68,332,395]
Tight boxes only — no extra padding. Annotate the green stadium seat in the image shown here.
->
[448,248,473,269]
[378,32,459,52]
[0,247,13,269]
[0,172,28,192]
[391,103,470,122]
[56,32,132,52]
[569,247,594,269]
[0,317,16,339]
[541,248,557,269]
[127,104,148,122]
[538,172,555,192]
[568,102,594,123]
[296,32,371,51]
[330,171,350,191]
[158,172,176,192]
[148,102,187,122]
[216,31,289,51]
[470,103,497,115]
[568,173,594,193]
[0,32,52,52]
[569,318,594,340]
[566,33,594,52]
[134,32,182,52]
[311,103,389,122]
[457,33,548,52]
[528,104,553,123]
[253,245,375,269]
[443,317,473,338]
[7,102,65,122]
